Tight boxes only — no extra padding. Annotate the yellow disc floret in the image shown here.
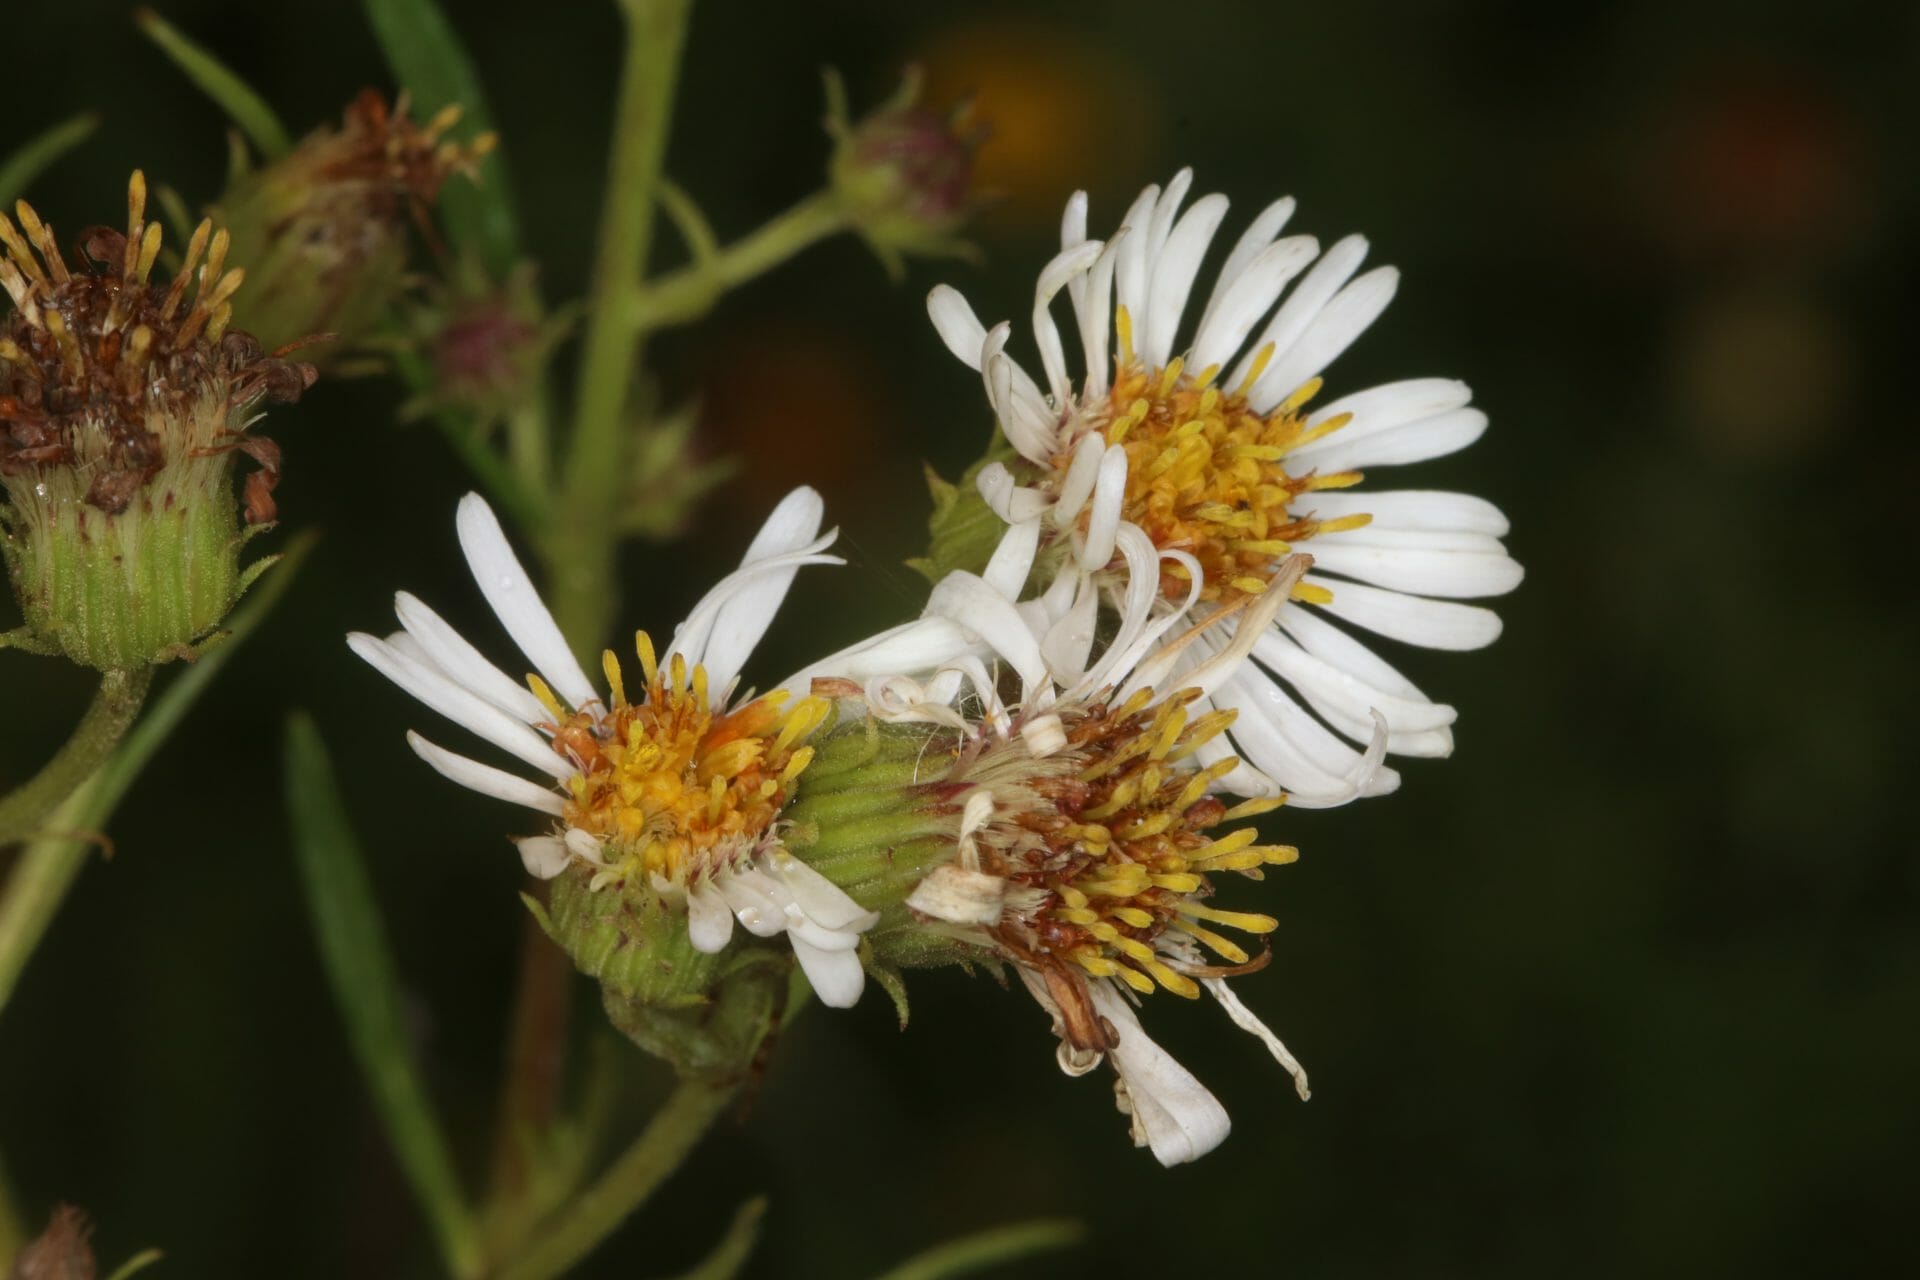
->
[990,688,1297,1000]
[544,631,829,887]
[1056,306,1374,605]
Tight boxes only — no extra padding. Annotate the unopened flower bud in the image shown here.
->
[403,263,557,428]
[0,172,313,670]
[824,68,984,276]
[8,1204,96,1280]
[216,90,493,360]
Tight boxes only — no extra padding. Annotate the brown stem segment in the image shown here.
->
[486,890,574,1202]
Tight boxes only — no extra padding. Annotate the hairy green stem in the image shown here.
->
[0,668,151,848]
[629,192,849,334]
[492,1078,738,1280]
[548,0,693,650]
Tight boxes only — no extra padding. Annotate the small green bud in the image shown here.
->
[824,68,985,277]
[216,90,492,361]
[907,435,1024,586]
[1,173,313,670]
[532,868,789,1081]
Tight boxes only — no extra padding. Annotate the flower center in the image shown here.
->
[991,689,1298,999]
[1053,311,1374,605]
[0,171,309,516]
[545,632,829,886]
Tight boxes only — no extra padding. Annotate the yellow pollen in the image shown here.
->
[1010,690,1294,1006]
[552,643,823,888]
[602,650,626,707]
[526,673,566,721]
[1055,353,1373,605]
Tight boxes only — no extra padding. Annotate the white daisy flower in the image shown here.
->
[848,523,1340,1164]
[923,169,1522,801]
[346,489,881,1007]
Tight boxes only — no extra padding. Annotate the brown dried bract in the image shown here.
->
[0,173,314,512]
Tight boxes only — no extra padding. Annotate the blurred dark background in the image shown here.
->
[3,1,1915,1275]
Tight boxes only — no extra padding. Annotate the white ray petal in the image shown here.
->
[352,634,574,778]
[927,285,990,370]
[1279,605,1425,697]
[1034,239,1106,405]
[1060,189,1089,250]
[1052,430,1107,526]
[1112,183,1163,349]
[1216,666,1399,799]
[1251,628,1456,757]
[1306,538,1524,598]
[716,867,789,937]
[699,487,832,693]
[454,494,598,711]
[406,732,566,815]
[1294,407,1490,472]
[1251,265,1399,410]
[976,463,1054,525]
[1197,196,1297,331]
[925,571,1050,694]
[1229,234,1369,395]
[687,879,736,953]
[1145,168,1195,263]
[1302,575,1504,650]
[669,538,843,695]
[393,592,549,723]
[763,850,880,932]
[987,350,1058,463]
[1041,569,1100,683]
[1142,192,1229,369]
[984,516,1042,600]
[792,933,866,1007]
[1205,978,1310,1101]
[1299,488,1510,536]
[1189,235,1319,376]
[1090,982,1230,1167]
[515,835,572,879]
[1077,444,1130,571]
[783,616,977,695]
[1285,708,1393,810]
[1077,228,1128,399]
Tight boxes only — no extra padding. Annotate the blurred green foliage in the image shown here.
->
[1,1,1913,1276]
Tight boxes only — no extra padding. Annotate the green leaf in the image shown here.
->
[361,0,521,276]
[649,1197,767,1280]
[284,712,483,1279]
[101,1247,166,1280]
[0,113,101,208]
[870,1220,1085,1280]
[134,8,292,160]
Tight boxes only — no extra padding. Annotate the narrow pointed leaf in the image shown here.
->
[650,1197,768,1280]
[135,9,291,159]
[284,712,482,1279]
[361,0,521,275]
[0,113,101,207]
[871,1219,1085,1280]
